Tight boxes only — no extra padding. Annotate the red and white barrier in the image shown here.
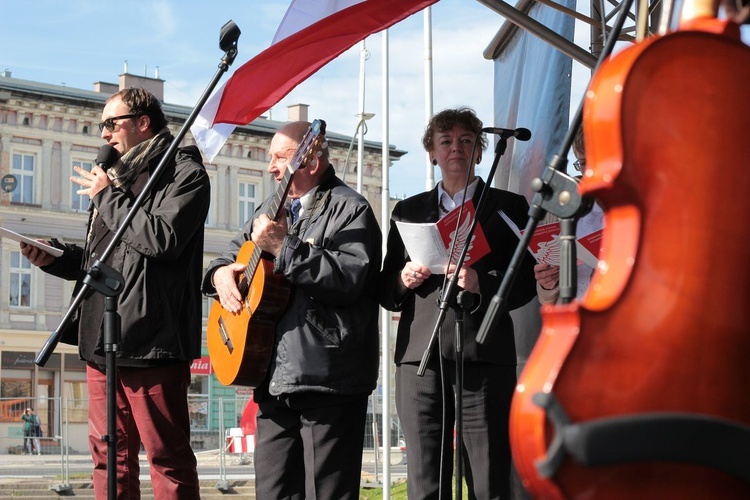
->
[226,427,255,454]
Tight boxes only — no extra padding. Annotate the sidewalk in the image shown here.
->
[0,449,237,463]
[0,446,406,473]
[0,449,405,498]
[0,449,240,480]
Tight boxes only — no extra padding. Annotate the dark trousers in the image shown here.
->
[397,360,517,500]
[23,429,36,453]
[254,392,369,500]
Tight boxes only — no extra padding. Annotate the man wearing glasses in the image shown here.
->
[20,87,210,498]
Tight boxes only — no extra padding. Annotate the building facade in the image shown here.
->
[0,70,404,453]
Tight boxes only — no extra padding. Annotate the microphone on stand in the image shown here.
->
[95,144,120,171]
[482,127,532,141]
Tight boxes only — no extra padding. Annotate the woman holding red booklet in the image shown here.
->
[378,107,537,499]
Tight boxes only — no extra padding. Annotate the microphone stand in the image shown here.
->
[476,0,634,344]
[34,20,241,500]
[417,135,512,500]
[452,289,476,500]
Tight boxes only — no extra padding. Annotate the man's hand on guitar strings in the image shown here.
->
[213,263,247,314]
[251,214,288,257]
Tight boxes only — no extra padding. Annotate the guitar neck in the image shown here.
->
[240,178,289,289]
[266,167,294,222]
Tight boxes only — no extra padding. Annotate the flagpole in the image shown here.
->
[357,40,368,195]
[380,28,392,499]
[424,6,434,191]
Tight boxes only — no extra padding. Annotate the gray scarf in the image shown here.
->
[86,128,172,243]
[106,128,172,190]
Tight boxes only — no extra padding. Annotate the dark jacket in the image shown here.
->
[203,166,381,396]
[379,178,537,366]
[44,145,210,367]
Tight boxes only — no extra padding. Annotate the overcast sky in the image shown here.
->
[4,1,743,198]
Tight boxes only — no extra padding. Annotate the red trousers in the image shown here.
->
[87,362,200,499]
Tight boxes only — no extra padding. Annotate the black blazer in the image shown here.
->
[379,179,536,366]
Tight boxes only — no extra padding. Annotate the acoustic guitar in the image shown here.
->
[208,119,327,387]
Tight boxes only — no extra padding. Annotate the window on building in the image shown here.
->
[188,374,210,431]
[9,251,32,308]
[71,160,93,211]
[0,379,31,422]
[204,206,213,227]
[11,152,35,204]
[63,355,89,423]
[201,265,213,320]
[238,181,258,226]
[63,378,89,423]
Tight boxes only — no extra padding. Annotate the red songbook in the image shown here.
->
[396,199,490,273]
[498,211,600,268]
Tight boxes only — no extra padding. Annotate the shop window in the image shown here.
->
[188,374,209,431]
[0,379,31,422]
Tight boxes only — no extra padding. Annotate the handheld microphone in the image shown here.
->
[95,144,120,171]
[482,127,532,141]
[87,145,120,213]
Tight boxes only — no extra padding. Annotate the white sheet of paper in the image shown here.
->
[0,226,63,257]
[394,221,450,273]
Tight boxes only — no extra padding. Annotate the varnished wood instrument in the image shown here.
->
[510,0,750,497]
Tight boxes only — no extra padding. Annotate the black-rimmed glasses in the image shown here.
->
[573,158,586,172]
[98,114,138,133]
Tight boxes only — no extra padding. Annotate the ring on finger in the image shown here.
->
[412,271,417,278]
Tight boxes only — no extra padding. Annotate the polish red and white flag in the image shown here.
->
[191,0,438,161]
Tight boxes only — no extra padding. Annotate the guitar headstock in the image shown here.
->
[289,119,327,174]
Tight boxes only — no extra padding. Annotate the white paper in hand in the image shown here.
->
[0,227,63,257]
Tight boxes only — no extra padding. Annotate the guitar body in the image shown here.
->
[510,18,750,499]
[207,241,291,387]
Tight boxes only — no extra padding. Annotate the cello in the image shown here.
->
[510,0,750,497]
